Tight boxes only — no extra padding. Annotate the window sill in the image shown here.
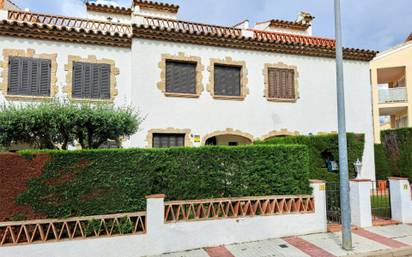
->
[212,95,246,101]
[69,97,114,103]
[4,95,53,101]
[164,92,200,98]
[266,97,298,103]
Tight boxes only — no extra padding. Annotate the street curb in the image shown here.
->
[351,246,412,257]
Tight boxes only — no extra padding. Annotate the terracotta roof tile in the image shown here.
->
[257,19,311,31]
[144,16,242,37]
[406,33,412,42]
[253,29,335,48]
[135,17,377,61]
[86,2,132,15]
[133,0,179,13]
[7,10,132,35]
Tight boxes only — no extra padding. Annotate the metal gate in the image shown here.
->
[370,180,392,221]
[326,182,341,224]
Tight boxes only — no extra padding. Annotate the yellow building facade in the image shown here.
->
[371,36,412,143]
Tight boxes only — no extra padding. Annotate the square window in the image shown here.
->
[165,60,197,94]
[8,56,51,97]
[267,67,295,100]
[152,133,185,148]
[214,64,241,97]
[72,62,111,99]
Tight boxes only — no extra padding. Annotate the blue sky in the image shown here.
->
[12,0,412,51]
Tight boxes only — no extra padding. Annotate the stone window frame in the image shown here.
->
[64,55,119,103]
[201,128,254,145]
[0,49,58,101]
[263,62,299,103]
[207,57,249,101]
[261,129,300,141]
[157,52,204,98]
[146,128,192,148]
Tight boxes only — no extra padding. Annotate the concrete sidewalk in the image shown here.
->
[151,224,412,257]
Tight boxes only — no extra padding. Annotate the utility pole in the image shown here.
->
[334,0,352,250]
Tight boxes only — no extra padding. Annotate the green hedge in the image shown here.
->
[17,145,311,218]
[379,128,412,179]
[374,144,391,180]
[255,133,365,181]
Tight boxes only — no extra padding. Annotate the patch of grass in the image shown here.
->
[371,195,391,219]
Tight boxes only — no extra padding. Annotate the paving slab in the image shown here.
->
[300,232,390,256]
[365,224,412,245]
[151,249,210,257]
[226,238,309,257]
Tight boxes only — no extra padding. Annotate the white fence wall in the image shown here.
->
[389,177,412,223]
[0,181,327,257]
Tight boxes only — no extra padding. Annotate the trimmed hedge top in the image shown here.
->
[18,145,311,218]
[256,133,365,181]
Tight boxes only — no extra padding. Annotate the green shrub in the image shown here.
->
[0,101,142,150]
[255,133,365,181]
[374,144,391,180]
[381,128,412,179]
[17,145,311,218]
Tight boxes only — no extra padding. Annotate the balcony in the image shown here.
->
[378,87,408,104]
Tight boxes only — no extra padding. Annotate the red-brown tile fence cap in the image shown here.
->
[388,177,410,180]
[350,179,372,182]
[164,194,313,205]
[309,179,326,184]
[146,194,166,199]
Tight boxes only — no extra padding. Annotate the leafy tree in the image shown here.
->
[0,102,141,150]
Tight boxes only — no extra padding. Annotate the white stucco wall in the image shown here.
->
[0,182,327,257]
[389,178,412,223]
[130,38,376,179]
[254,22,311,36]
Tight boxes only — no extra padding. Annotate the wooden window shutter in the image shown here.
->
[7,57,20,95]
[72,62,111,99]
[214,64,241,96]
[99,64,111,99]
[152,133,185,148]
[268,68,295,100]
[8,56,51,96]
[165,60,196,94]
[39,59,51,96]
[72,62,83,98]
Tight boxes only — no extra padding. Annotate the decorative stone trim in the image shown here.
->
[201,128,254,145]
[261,129,300,141]
[0,48,58,101]
[317,131,338,135]
[64,55,119,102]
[146,128,192,148]
[263,62,299,103]
[157,52,204,98]
[207,57,248,100]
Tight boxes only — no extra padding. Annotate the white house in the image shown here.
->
[0,0,377,179]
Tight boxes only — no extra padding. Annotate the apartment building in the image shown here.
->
[0,0,377,178]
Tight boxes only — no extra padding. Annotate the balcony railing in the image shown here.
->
[378,87,408,104]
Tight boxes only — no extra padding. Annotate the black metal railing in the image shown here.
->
[326,182,341,224]
[371,180,392,220]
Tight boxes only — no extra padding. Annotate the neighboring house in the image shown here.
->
[370,34,412,143]
[0,0,377,178]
